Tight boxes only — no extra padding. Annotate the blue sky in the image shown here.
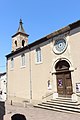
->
[0,0,80,72]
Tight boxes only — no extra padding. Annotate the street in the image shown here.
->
[4,103,80,120]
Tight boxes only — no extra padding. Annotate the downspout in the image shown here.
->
[28,46,32,102]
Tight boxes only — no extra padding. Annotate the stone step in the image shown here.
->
[51,98,77,103]
[34,104,80,113]
[47,100,78,106]
[34,97,80,113]
[42,102,79,108]
[40,102,80,110]
[56,97,72,100]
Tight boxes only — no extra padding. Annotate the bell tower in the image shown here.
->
[12,19,29,52]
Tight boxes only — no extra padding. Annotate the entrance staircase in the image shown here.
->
[34,97,80,113]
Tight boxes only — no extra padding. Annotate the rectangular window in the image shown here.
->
[11,58,14,69]
[36,48,42,63]
[21,53,25,66]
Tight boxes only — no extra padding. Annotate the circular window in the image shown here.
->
[53,39,67,54]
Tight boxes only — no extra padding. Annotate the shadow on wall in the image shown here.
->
[0,101,5,120]
[11,114,27,120]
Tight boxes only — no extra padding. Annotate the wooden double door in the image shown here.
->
[56,71,73,97]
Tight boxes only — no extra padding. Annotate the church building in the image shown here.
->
[6,20,80,105]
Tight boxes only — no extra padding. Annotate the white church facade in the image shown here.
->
[6,20,80,104]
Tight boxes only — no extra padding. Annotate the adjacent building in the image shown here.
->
[6,20,80,104]
[0,72,6,101]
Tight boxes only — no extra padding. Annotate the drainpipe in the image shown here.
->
[28,46,32,102]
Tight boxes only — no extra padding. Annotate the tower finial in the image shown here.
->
[17,19,25,33]
[20,19,23,24]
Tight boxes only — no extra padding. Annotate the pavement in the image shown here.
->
[4,102,80,120]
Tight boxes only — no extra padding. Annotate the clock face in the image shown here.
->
[53,39,67,54]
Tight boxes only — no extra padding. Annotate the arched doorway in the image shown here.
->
[55,60,73,97]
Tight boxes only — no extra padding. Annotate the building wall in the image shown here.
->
[7,26,80,104]
[0,74,6,101]
[7,51,30,103]
[31,41,53,102]
[69,27,80,93]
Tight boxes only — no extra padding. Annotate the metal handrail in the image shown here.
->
[42,92,53,99]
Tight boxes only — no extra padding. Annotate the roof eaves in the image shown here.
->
[0,72,6,77]
[12,32,29,38]
[69,20,80,30]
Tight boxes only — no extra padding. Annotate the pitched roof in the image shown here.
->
[12,19,29,38]
[17,19,26,33]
